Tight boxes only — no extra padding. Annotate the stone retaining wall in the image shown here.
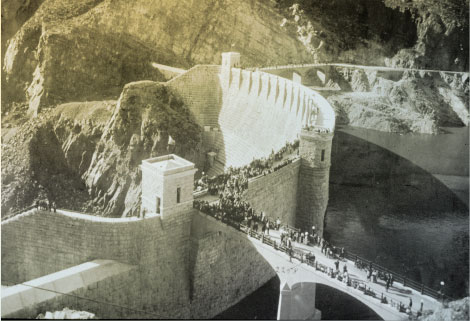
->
[1,209,192,318]
[243,159,301,227]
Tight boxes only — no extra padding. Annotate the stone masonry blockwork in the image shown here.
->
[1,210,192,318]
[243,159,301,227]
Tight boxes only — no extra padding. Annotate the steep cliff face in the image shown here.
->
[384,0,469,71]
[1,101,111,216]
[387,12,469,71]
[276,0,468,71]
[1,0,44,62]
[276,0,418,65]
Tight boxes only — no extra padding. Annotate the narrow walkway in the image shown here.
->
[249,240,402,320]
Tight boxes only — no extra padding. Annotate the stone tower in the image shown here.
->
[296,128,334,238]
[141,154,197,218]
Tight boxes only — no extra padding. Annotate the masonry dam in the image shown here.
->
[1,53,439,319]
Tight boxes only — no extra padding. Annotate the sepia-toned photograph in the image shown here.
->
[1,0,468,320]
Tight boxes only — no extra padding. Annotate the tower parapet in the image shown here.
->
[141,154,197,219]
[296,127,334,238]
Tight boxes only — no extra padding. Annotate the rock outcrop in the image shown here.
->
[419,297,469,321]
[384,0,469,71]
[315,67,469,133]
[1,84,202,217]
[82,81,202,217]
[1,0,44,62]
[276,0,468,71]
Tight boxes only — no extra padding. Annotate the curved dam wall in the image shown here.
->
[167,64,335,169]
[167,65,222,128]
[218,67,334,168]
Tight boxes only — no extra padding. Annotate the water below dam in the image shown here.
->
[326,125,469,299]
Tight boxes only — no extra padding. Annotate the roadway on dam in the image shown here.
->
[247,229,441,321]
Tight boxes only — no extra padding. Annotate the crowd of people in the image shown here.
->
[194,198,277,233]
[271,221,424,318]
[354,258,397,292]
[193,140,300,225]
[34,199,57,212]
[193,140,300,194]
[192,140,428,319]
[278,225,316,247]
[194,200,427,319]
[260,220,423,318]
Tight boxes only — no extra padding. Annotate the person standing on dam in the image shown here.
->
[287,237,293,262]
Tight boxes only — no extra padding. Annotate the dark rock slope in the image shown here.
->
[275,0,469,71]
